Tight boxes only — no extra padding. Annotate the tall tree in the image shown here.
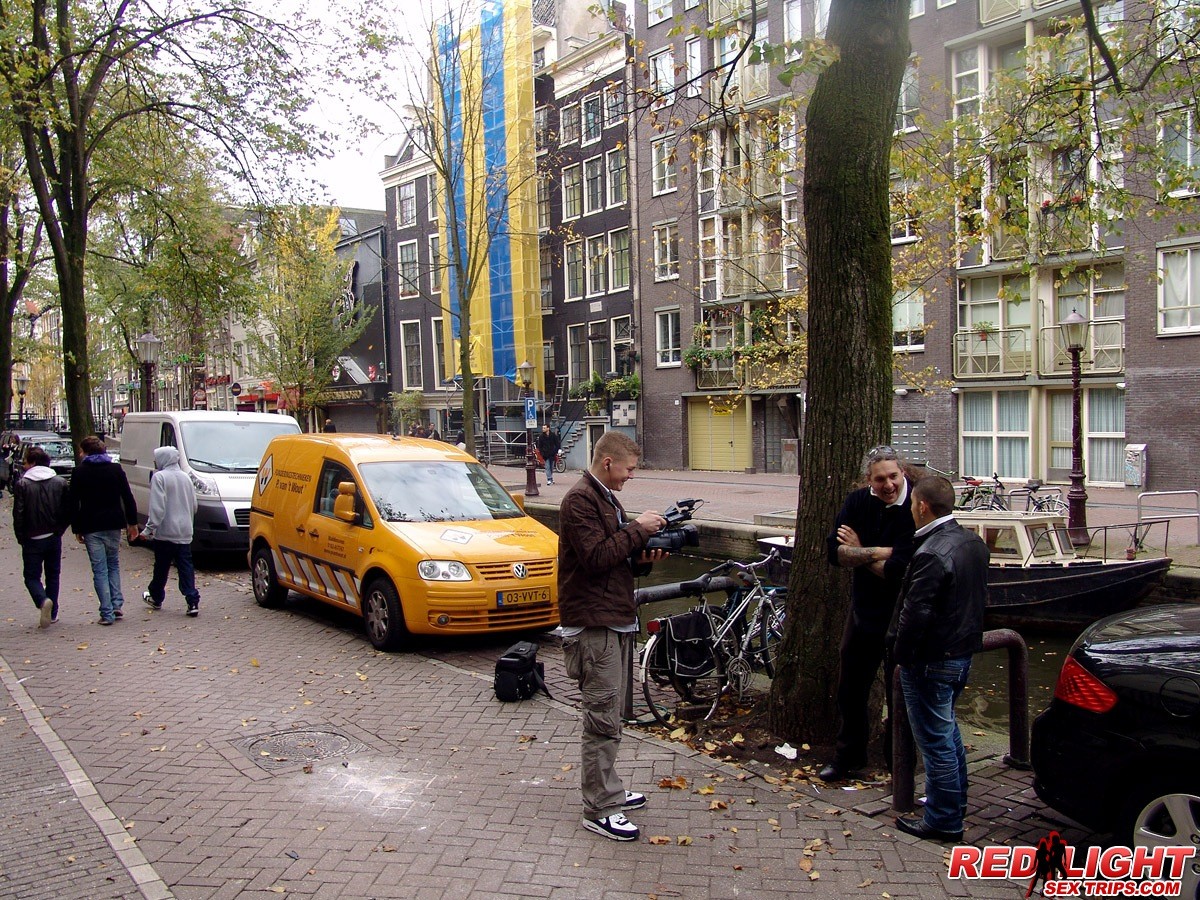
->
[0,139,42,423]
[768,0,910,743]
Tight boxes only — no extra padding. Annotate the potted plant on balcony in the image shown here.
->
[974,320,997,341]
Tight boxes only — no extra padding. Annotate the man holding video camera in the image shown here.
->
[558,431,666,842]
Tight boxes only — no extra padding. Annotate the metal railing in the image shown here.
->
[1138,491,1200,544]
[952,327,1030,378]
[1037,321,1125,376]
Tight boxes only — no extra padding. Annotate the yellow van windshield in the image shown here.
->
[359,461,523,522]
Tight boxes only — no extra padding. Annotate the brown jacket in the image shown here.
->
[558,472,651,628]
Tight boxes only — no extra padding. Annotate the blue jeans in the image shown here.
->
[544,456,555,482]
[84,530,125,620]
[22,534,62,616]
[900,656,972,833]
[148,540,200,607]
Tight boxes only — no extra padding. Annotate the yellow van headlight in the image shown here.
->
[417,560,471,581]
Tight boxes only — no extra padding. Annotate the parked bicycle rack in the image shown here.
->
[890,628,1030,814]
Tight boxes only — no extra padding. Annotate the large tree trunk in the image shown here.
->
[769,0,910,743]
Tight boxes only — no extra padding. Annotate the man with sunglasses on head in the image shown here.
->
[818,445,916,782]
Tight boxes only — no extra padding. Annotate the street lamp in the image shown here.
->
[14,371,28,426]
[1058,310,1090,546]
[135,331,162,412]
[517,360,539,498]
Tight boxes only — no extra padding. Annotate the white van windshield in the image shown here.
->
[359,461,523,522]
[179,420,300,473]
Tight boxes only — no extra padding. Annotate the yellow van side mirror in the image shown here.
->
[333,481,358,523]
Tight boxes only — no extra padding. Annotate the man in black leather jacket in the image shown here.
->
[13,445,71,627]
[888,475,988,843]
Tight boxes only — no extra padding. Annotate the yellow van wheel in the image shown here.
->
[251,546,288,608]
[362,577,409,651]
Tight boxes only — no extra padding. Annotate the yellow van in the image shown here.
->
[248,434,559,649]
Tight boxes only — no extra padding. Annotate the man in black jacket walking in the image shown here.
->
[889,475,988,843]
[13,445,70,627]
[70,435,139,625]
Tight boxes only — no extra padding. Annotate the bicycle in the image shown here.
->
[1006,479,1068,515]
[639,550,787,728]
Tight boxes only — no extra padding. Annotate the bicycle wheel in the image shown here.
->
[1034,496,1067,515]
[754,592,787,678]
[554,455,565,474]
[640,632,676,728]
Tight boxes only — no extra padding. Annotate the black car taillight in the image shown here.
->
[1054,656,1118,713]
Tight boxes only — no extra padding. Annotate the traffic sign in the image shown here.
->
[524,397,537,429]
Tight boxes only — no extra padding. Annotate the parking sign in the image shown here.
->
[524,397,537,429]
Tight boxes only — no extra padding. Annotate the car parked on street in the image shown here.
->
[6,435,76,486]
[1032,604,1200,882]
[0,429,60,490]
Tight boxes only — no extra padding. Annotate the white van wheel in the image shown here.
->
[362,578,408,651]
[252,547,288,608]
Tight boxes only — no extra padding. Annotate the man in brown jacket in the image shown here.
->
[558,431,665,841]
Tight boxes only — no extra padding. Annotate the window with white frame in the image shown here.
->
[431,317,447,387]
[401,321,423,389]
[652,139,677,194]
[542,338,555,375]
[427,176,439,222]
[953,47,981,120]
[398,241,419,296]
[606,147,627,206]
[815,0,831,37]
[699,215,718,301]
[961,390,1029,479]
[537,174,550,230]
[1159,245,1200,333]
[1055,265,1124,369]
[428,235,440,295]
[784,0,803,58]
[893,288,925,350]
[609,228,631,291]
[582,94,603,144]
[586,235,608,296]
[540,246,553,312]
[560,103,580,143]
[937,0,955,6]
[613,315,634,374]
[1159,106,1199,197]
[911,0,925,16]
[685,38,701,96]
[650,49,675,103]
[398,181,417,226]
[648,0,672,25]
[588,321,610,375]
[534,105,549,150]
[1049,387,1125,483]
[584,156,605,214]
[568,324,587,385]
[565,241,584,300]
[891,170,918,242]
[895,61,919,133]
[604,84,625,126]
[958,273,1029,336]
[654,223,679,280]
[656,309,681,365]
[562,164,583,219]
[1158,0,1197,57]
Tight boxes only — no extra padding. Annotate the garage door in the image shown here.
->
[688,397,751,471]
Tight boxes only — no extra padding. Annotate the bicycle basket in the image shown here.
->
[661,609,718,679]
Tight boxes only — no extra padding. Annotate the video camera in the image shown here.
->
[645,498,702,553]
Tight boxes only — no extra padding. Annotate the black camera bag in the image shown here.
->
[494,641,552,702]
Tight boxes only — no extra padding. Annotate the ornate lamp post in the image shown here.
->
[135,331,163,412]
[1058,310,1090,546]
[517,360,539,498]
[14,371,28,426]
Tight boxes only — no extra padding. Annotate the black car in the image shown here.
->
[1032,605,1200,857]
[0,429,60,489]
[7,437,76,486]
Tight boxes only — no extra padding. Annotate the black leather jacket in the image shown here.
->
[13,469,70,544]
[887,519,989,665]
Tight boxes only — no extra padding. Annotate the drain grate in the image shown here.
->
[236,726,368,773]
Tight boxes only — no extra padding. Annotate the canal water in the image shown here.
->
[638,553,1074,753]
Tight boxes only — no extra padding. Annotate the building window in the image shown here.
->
[540,246,553,312]
[401,321,423,389]
[961,390,1029,479]
[537,174,550,231]
[398,241,419,296]
[398,181,417,226]
[953,47,981,120]
[606,147,627,206]
[893,288,925,350]
[1055,265,1124,369]
[568,324,587,385]
[560,103,580,143]
[699,216,718,301]
[586,235,608,296]
[1085,388,1126,484]
[604,84,625,126]
[427,176,439,222]
[650,49,675,104]
[895,61,919,133]
[562,164,583,219]
[542,338,555,376]
[891,171,918,242]
[685,38,701,96]
[657,309,681,366]
[589,321,610,375]
[612,315,634,374]
[911,0,925,16]
[584,156,605,214]
[609,228,631,291]
[652,139,676,195]
[654,223,679,280]
[582,94,602,144]
[565,240,584,300]
[648,0,672,25]
[815,0,831,37]
[1159,245,1200,333]
[431,317,446,387]
[1160,106,1199,197]
[535,105,550,150]
[533,46,545,69]
[428,235,440,295]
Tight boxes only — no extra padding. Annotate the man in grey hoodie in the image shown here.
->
[138,446,201,616]
[13,445,70,627]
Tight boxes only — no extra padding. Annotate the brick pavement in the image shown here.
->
[0,486,1132,899]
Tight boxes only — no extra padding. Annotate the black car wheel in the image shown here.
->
[361,577,409,651]
[251,546,288,608]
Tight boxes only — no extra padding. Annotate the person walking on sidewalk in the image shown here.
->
[558,431,666,842]
[536,424,561,485]
[138,446,200,617]
[12,445,70,628]
[819,444,916,782]
[69,435,139,625]
[888,475,988,843]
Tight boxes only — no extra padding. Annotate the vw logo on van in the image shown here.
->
[512,563,527,580]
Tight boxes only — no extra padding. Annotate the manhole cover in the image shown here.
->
[238,726,368,772]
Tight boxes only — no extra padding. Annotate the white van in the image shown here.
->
[121,411,301,551]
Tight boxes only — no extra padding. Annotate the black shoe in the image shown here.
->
[894,816,963,843]
[817,762,858,781]
[186,602,199,618]
[143,591,162,610]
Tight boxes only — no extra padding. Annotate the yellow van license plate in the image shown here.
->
[497,587,549,607]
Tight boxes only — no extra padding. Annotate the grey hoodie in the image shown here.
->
[142,446,198,544]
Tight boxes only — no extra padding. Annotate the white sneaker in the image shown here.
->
[38,601,53,629]
[623,790,647,810]
[582,812,640,841]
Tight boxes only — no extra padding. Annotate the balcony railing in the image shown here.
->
[1037,321,1125,376]
[953,327,1031,378]
[708,64,770,108]
[980,0,1020,24]
[692,354,802,390]
[720,253,785,297]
